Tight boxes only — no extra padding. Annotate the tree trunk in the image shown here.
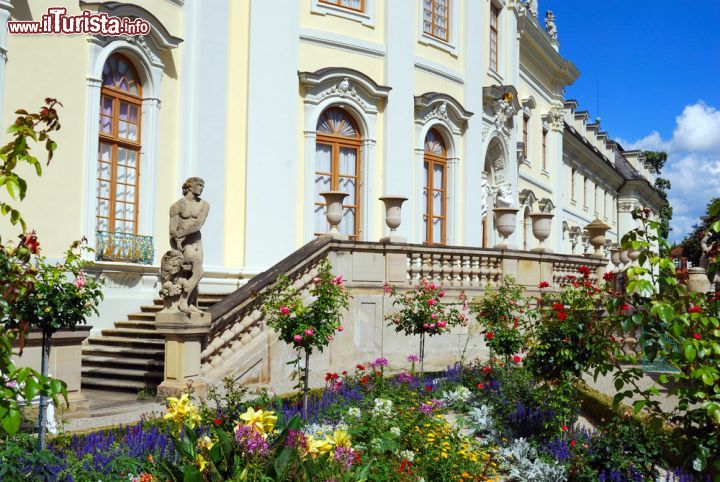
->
[37,329,51,451]
[303,348,310,420]
[419,332,426,382]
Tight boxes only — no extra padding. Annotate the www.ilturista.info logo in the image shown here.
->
[8,7,151,35]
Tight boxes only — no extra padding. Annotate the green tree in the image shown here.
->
[644,151,673,243]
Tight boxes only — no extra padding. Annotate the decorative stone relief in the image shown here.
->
[518,189,537,209]
[495,185,516,208]
[423,101,449,122]
[318,77,370,110]
[493,94,518,130]
[538,198,555,213]
[546,108,565,132]
[618,200,638,213]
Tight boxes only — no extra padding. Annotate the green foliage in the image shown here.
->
[525,268,617,383]
[470,277,534,359]
[9,239,104,335]
[610,207,720,475]
[0,100,70,436]
[0,100,61,232]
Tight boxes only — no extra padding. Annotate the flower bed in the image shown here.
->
[0,357,708,481]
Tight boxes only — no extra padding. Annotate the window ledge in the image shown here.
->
[419,32,458,57]
[311,0,375,26]
[487,68,503,84]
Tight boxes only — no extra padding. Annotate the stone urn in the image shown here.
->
[319,191,349,239]
[619,249,631,267]
[609,245,621,269]
[493,207,519,248]
[379,196,408,243]
[530,213,554,251]
[687,267,712,294]
[586,218,611,257]
[627,249,641,265]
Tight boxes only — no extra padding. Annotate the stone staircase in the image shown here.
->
[81,293,224,393]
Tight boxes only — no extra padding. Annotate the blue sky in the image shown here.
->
[539,0,720,242]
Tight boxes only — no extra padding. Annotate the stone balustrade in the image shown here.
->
[200,239,607,391]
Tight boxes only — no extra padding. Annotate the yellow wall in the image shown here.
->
[301,0,385,44]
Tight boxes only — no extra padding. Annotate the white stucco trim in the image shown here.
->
[417,0,459,57]
[413,57,464,85]
[310,0,376,26]
[299,27,385,58]
[82,37,165,262]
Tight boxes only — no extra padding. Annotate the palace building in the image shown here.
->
[0,0,664,393]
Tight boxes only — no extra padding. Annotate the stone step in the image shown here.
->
[82,355,164,370]
[86,336,165,349]
[140,305,163,313]
[81,376,153,392]
[100,328,164,339]
[127,312,156,321]
[152,295,223,307]
[82,344,164,360]
[82,366,164,381]
[114,320,157,330]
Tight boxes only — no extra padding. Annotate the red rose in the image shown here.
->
[476,382,485,389]
[513,354,521,363]
[485,332,494,340]
[603,272,616,281]
[213,418,222,426]
[356,364,365,371]
[570,440,576,447]
[693,333,701,340]
[620,303,631,311]
[688,305,701,314]
[557,312,568,321]
[538,281,549,288]
[552,303,564,311]
[578,265,591,277]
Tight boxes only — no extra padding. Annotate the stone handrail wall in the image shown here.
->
[200,240,608,388]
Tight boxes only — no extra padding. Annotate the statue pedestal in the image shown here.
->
[687,267,712,294]
[155,311,212,400]
[379,235,407,244]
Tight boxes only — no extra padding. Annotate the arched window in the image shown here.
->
[96,53,142,234]
[423,128,447,245]
[314,107,361,239]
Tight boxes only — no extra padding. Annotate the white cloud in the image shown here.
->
[671,103,720,152]
[619,101,720,243]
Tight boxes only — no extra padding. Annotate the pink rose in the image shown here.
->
[437,321,447,328]
[338,326,344,332]
[429,283,436,290]
[431,313,438,319]
[73,274,86,289]
[423,323,430,329]
[429,323,436,329]
[438,291,445,297]
[304,329,314,337]
[280,306,290,315]
[427,299,436,306]
[293,335,303,343]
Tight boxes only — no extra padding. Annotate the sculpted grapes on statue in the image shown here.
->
[168,177,210,314]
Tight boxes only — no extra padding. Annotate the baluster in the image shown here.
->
[471,256,481,288]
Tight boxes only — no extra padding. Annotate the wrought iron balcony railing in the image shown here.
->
[96,231,154,265]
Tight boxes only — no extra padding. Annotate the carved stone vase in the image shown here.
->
[687,267,712,294]
[609,246,621,269]
[619,249,631,267]
[493,207,518,248]
[530,213,553,251]
[379,196,407,243]
[319,191,349,239]
[586,219,611,257]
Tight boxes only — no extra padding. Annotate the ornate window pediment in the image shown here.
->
[298,67,391,114]
[414,92,473,135]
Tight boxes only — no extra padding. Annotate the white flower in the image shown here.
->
[692,458,703,471]
[390,426,401,437]
[400,449,415,462]
[348,407,361,419]
[371,398,394,418]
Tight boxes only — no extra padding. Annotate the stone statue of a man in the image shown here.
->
[168,177,210,314]
[545,10,558,40]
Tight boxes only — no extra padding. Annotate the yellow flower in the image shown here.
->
[239,407,277,437]
[197,435,214,452]
[305,434,333,457]
[163,393,201,429]
[327,429,352,448]
[195,453,208,472]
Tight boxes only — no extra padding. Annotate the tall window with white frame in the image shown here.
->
[489,4,500,72]
[97,53,142,236]
[583,176,588,209]
[423,129,447,245]
[571,168,576,201]
[542,128,548,171]
[314,107,361,239]
[423,0,449,41]
[319,0,364,12]
[522,115,529,160]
